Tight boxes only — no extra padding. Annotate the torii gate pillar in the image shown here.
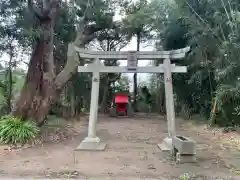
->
[157,58,176,151]
[76,59,107,151]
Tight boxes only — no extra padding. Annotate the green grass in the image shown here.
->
[0,115,39,145]
[179,173,194,180]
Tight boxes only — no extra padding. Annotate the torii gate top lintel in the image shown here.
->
[74,45,190,60]
[73,43,190,151]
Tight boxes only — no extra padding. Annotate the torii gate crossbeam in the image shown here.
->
[70,44,190,152]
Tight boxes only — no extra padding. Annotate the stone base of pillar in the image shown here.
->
[75,137,106,151]
[157,137,173,152]
[176,153,196,164]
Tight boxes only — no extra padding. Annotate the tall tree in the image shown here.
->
[11,0,115,125]
[121,0,152,112]
[0,0,23,114]
[156,0,240,125]
[146,0,177,114]
[92,22,130,113]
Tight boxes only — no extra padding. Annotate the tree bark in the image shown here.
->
[13,0,97,126]
[133,32,140,112]
[99,79,110,113]
[7,47,13,113]
[13,36,60,126]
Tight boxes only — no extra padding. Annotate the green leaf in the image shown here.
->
[0,115,39,145]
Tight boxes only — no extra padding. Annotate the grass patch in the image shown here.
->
[0,115,39,146]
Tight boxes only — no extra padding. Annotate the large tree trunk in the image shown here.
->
[13,35,60,126]
[12,1,73,125]
[13,0,102,126]
[13,0,59,126]
[99,80,110,114]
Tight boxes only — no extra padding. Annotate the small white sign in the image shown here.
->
[127,51,138,71]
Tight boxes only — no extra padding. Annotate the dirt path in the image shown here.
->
[0,116,239,179]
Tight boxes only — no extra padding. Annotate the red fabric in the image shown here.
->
[115,95,129,103]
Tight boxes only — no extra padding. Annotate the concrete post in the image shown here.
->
[87,71,100,138]
[157,58,176,151]
[76,59,106,151]
[163,58,176,137]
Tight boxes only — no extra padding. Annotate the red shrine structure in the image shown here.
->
[115,92,129,115]
[110,91,133,117]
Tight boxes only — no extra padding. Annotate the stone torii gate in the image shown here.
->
[71,45,190,151]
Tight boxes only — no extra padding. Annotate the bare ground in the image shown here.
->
[0,115,240,179]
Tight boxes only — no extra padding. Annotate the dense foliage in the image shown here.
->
[0,0,239,127]
[0,115,39,145]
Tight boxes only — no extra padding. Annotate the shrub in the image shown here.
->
[179,173,192,180]
[0,115,39,146]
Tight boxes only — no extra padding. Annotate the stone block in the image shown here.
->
[176,152,196,164]
[75,137,106,151]
[157,137,173,152]
[173,135,196,155]
[75,142,106,151]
